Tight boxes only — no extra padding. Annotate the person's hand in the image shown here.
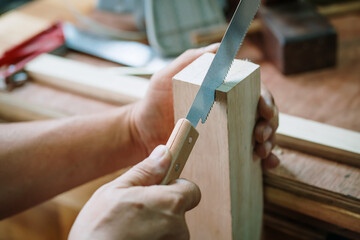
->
[254,84,280,169]
[130,44,221,158]
[130,43,279,168]
[69,145,200,240]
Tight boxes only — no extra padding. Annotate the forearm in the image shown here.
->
[0,104,145,219]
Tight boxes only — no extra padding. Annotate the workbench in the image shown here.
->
[0,0,359,239]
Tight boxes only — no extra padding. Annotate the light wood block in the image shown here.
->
[277,113,360,167]
[173,53,262,239]
[0,92,69,121]
[25,54,149,105]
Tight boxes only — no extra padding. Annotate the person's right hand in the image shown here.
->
[69,145,200,240]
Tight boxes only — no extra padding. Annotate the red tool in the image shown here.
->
[0,22,65,89]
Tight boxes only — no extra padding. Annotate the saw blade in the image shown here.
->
[186,0,261,127]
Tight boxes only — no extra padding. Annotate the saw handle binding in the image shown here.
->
[161,118,199,185]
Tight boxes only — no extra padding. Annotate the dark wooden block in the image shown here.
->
[260,1,337,75]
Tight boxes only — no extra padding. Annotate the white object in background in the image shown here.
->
[145,0,226,56]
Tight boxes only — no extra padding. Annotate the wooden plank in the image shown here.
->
[172,53,262,239]
[25,54,149,105]
[277,113,360,167]
[263,213,327,240]
[265,203,360,239]
[265,187,360,233]
[0,92,69,121]
[266,147,360,214]
[25,53,360,167]
[10,82,117,116]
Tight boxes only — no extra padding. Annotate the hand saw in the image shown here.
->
[161,0,261,185]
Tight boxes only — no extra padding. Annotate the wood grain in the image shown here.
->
[264,203,360,239]
[0,92,69,121]
[25,54,149,105]
[265,187,360,233]
[161,118,199,185]
[277,113,360,167]
[266,147,360,214]
[25,53,360,167]
[173,53,262,239]
[9,82,117,116]
[259,15,360,132]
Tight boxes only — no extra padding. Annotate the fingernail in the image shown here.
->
[150,145,171,177]
[263,126,273,141]
[150,145,168,160]
[265,141,272,157]
[272,156,280,167]
[268,154,280,169]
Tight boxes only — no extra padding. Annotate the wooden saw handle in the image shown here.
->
[161,118,199,185]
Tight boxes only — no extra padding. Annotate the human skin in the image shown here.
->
[69,145,201,240]
[0,44,279,222]
[131,43,279,167]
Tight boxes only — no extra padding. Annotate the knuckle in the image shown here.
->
[132,162,161,183]
[172,190,186,204]
[166,191,186,213]
[133,165,153,178]
[94,183,111,195]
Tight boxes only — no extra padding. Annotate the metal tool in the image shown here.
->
[0,23,64,90]
[63,23,172,70]
[161,0,261,184]
[145,0,226,56]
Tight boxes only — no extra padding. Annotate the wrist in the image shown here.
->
[126,103,149,160]
[99,105,148,171]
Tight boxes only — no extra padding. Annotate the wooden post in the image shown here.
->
[172,53,262,239]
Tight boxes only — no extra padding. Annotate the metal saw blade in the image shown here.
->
[186,0,261,127]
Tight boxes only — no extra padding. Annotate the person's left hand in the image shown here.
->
[130,43,279,169]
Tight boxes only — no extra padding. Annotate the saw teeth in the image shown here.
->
[186,0,260,126]
[202,102,215,124]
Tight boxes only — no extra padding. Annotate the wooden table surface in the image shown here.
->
[0,0,359,239]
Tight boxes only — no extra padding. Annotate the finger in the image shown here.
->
[255,135,275,159]
[258,86,276,121]
[262,153,280,169]
[254,120,273,143]
[255,141,271,159]
[166,179,201,212]
[113,145,172,188]
[269,105,279,131]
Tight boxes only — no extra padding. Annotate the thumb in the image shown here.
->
[114,145,172,188]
